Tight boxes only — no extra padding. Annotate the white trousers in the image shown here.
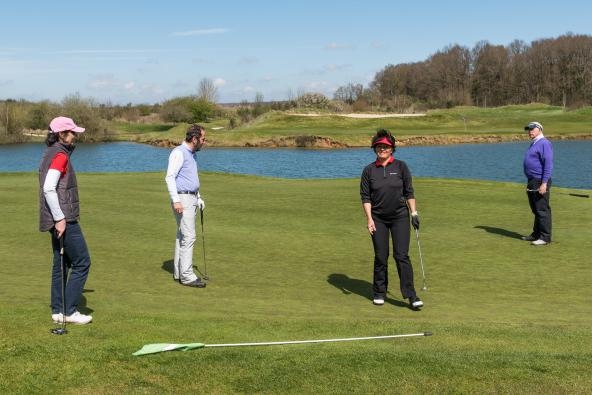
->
[173,194,199,284]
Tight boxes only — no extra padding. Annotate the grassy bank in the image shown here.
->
[103,104,592,147]
[1,172,591,393]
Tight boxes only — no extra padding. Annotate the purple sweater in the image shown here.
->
[523,137,553,182]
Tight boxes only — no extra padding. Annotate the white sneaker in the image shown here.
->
[531,239,548,246]
[65,311,93,325]
[373,298,385,305]
[410,296,424,309]
[52,313,64,323]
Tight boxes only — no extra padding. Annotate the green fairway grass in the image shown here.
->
[1,172,590,394]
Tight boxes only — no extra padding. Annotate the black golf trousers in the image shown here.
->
[526,178,552,242]
[371,215,416,300]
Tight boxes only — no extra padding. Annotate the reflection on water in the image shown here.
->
[0,141,590,189]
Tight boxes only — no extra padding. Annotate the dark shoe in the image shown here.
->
[409,296,423,309]
[181,278,206,288]
[521,235,537,241]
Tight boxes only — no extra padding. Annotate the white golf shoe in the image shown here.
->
[531,239,549,246]
[373,298,385,306]
[53,311,92,324]
[52,313,64,323]
[410,296,424,309]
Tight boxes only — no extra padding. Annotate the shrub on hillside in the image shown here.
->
[160,96,216,123]
[26,100,60,130]
[0,100,27,142]
[297,93,329,109]
[60,94,104,140]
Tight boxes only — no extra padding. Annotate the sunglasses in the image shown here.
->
[375,144,392,151]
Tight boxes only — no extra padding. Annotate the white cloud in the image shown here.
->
[171,28,229,37]
[325,63,352,72]
[42,49,189,55]
[88,75,118,89]
[306,81,330,89]
[324,42,353,51]
[87,75,163,97]
[213,78,226,87]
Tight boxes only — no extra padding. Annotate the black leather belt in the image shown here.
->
[177,190,197,195]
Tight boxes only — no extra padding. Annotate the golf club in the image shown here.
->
[414,228,428,291]
[199,207,208,281]
[51,235,67,335]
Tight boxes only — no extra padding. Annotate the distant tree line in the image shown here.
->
[2,34,591,142]
[0,87,347,142]
[334,33,592,112]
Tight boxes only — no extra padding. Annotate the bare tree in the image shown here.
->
[197,78,218,103]
[425,44,471,106]
[333,83,364,104]
[470,41,509,107]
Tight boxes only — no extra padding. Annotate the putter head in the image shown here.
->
[50,328,68,335]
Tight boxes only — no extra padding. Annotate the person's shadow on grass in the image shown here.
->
[474,225,523,240]
[162,259,207,281]
[327,273,408,308]
[162,259,173,275]
[78,290,94,314]
[52,290,94,314]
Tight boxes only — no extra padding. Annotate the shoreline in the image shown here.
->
[143,132,592,149]
[7,131,592,149]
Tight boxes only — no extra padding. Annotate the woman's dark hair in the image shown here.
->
[45,131,59,147]
[370,129,396,151]
[185,124,204,142]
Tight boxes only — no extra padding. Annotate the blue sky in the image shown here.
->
[1,1,590,105]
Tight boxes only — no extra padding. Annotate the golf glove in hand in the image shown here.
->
[411,212,420,230]
[196,197,205,211]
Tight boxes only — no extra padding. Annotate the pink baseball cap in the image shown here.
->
[49,116,85,133]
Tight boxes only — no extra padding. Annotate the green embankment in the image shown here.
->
[106,104,592,147]
[0,172,590,394]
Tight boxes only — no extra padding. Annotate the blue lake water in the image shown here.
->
[0,141,590,189]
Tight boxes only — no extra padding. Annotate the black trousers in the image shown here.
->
[527,178,552,242]
[371,215,416,299]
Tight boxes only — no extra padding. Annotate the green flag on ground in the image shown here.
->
[133,343,205,356]
[133,333,432,356]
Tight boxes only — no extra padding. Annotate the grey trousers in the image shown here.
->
[172,194,199,283]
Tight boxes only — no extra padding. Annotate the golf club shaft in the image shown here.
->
[200,208,207,279]
[414,228,427,290]
[205,332,432,348]
[59,236,67,331]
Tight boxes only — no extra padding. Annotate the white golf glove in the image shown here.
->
[196,194,205,211]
